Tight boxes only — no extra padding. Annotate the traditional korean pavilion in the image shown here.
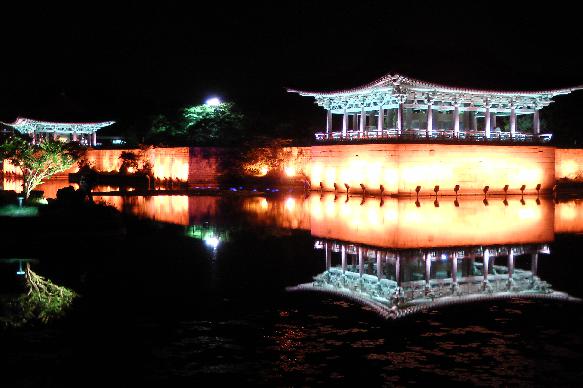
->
[1,117,115,146]
[288,74,582,142]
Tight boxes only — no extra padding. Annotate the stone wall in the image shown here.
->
[307,143,555,196]
[555,148,583,181]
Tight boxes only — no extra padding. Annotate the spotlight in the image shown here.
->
[344,183,350,194]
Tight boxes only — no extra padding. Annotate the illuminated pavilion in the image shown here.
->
[288,74,582,142]
[1,117,115,146]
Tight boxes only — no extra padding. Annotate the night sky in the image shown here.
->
[2,2,582,142]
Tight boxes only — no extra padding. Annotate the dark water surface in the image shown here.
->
[1,193,583,386]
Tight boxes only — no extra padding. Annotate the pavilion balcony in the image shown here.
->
[314,129,552,144]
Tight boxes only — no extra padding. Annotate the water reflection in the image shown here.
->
[288,241,579,319]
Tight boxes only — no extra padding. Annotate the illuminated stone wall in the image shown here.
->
[555,148,583,181]
[307,143,555,196]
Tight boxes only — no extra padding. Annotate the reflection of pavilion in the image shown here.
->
[289,241,579,319]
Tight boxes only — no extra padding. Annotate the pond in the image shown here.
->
[1,189,583,386]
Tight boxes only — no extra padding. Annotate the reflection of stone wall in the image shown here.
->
[308,143,555,195]
[555,148,583,181]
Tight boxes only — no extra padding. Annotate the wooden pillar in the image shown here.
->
[342,108,348,137]
[326,111,332,135]
[484,106,491,138]
[378,107,384,132]
[360,106,365,135]
[397,104,403,134]
[510,106,517,138]
[453,105,460,137]
[426,103,433,137]
[533,110,540,135]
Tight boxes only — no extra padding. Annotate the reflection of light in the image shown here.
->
[260,198,268,210]
[204,236,220,249]
[285,197,296,211]
[284,166,296,177]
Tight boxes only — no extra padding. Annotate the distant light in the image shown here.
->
[205,97,221,106]
[204,236,220,249]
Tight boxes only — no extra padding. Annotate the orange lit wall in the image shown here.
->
[307,144,555,196]
[554,199,583,234]
[309,193,554,248]
[82,147,190,181]
[555,148,583,181]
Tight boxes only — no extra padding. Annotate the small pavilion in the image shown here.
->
[1,117,115,146]
[288,74,582,142]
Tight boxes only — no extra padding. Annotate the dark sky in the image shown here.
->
[2,2,582,140]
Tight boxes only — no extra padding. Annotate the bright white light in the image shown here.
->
[204,236,220,249]
[205,97,221,106]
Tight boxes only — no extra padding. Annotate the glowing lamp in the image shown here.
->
[284,166,296,177]
[204,236,220,249]
[205,97,221,106]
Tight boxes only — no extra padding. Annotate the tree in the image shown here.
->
[181,102,245,145]
[0,136,81,199]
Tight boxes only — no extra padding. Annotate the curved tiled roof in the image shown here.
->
[288,73,583,97]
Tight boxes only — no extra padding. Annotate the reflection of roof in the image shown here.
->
[287,265,581,320]
[1,117,115,134]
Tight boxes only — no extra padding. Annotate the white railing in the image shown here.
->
[314,129,553,143]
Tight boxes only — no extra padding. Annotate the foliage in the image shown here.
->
[0,264,77,328]
[0,136,82,199]
[119,151,140,174]
[144,102,246,146]
[182,102,245,145]
[241,138,305,177]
